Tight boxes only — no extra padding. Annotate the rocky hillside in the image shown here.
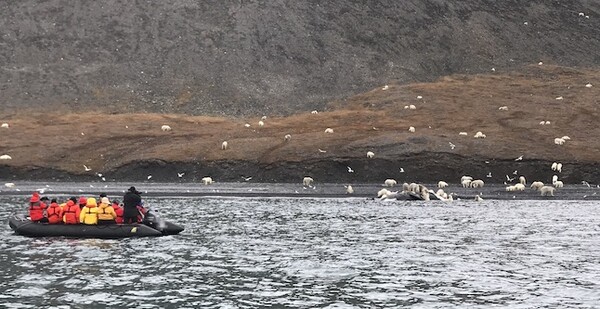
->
[1,65,599,184]
[1,1,599,115]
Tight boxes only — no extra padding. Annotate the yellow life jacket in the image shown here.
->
[80,206,98,225]
[97,204,116,221]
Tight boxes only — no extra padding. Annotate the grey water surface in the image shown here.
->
[1,195,599,308]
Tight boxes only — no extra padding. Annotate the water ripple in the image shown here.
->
[1,195,599,307]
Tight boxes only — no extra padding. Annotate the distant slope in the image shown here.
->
[1,65,599,183]
[1,1,599,115]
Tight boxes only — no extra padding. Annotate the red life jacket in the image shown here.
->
[63,201,80,224]
[113,203,124,224]
[29,202,46,222]
[47,203,63,224]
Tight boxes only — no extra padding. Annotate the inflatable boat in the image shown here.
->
[8,211,184,238]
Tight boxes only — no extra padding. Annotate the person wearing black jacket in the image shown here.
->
[123,186,142,224]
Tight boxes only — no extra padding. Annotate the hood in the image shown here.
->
[86,197,97,208]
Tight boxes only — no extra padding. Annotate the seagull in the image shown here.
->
[244,176,252,181]
[97,173,103,177]
[101,177,106,182]
[513,170,518,175]
[147,175,152,180]
[318,149,327,153]
[177,172,185,178]
[89,185,94,188]
[515,155,523,161]
[449,142,456,150]
[506,175,516,182]
[486,172,492,178]
[347,166,354,173]
[582,181,590,187]
[81,132,85,136]
[372,127,378,131]
[125,125,129,129]
[399,167,405,173]
[36,188,46,194]
[83,165,92,171]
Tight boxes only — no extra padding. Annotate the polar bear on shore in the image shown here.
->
[384,179,397,187]
[540,186,555,196]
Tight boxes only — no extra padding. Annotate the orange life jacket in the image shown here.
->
[63,201,80,224]
[47,203,63,224]
[29,202,46,222]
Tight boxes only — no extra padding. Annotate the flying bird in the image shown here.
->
[582,181,590,187]
[399,168,405,173]
[147,175,152,180]
[486,172,492,178]
[318,149,327,153]
[177,172,185,178]
[244,176,253,181]
[83,165,92,171]
[506,175,516,182]
[449,142,456,150]
[347,166,354,173]
[513,170,518,175]
[515,155,523,161]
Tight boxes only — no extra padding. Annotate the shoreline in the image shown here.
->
[1,182,598,201]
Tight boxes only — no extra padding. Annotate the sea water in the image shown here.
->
[1,195,599,308]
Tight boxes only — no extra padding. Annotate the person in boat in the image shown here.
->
[62,199,81,224]
[28,192,48,223]
[97,197,117,225]
[60,196,77,208]
[136,201,148,223]
[78,197,87,210]
[46,198,64,224]
[112,200,124,224]
[40,196,50,207]
[123,187,142,224]
[80,197,99,225]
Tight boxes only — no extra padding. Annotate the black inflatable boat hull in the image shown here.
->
[9,213,184,238]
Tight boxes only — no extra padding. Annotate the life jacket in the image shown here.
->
[112,203,124,223]
[97,203,117,221]
[80,198,98,225]
[46,202,63,224]
[29,202,46,222]
[63,201,80,224]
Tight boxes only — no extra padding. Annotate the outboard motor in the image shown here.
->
[142,210,166,234]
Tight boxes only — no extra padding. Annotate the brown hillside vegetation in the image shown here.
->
[1,65,599,183]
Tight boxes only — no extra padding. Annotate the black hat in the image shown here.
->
[99,193,107,198]
[40,196,49,201]
[51,198,57,203]
[70,196,77,203]
[128,186,141,194]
